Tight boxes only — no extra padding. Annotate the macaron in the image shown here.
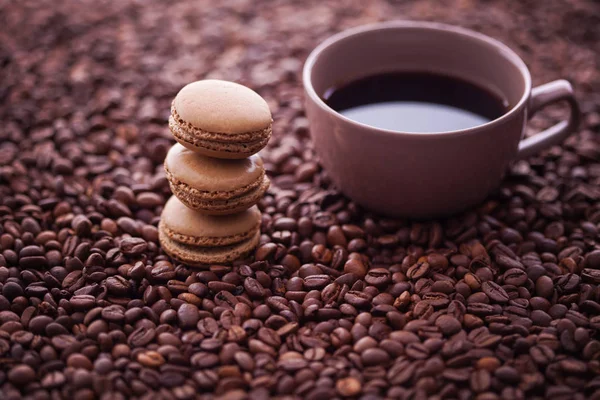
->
[158,196,261,266]
[169,80,272,159]
[164,143,270,215]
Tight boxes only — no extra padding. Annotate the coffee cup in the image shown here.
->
[303,21,579,218]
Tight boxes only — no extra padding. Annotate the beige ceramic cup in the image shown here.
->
[303,21,579,218]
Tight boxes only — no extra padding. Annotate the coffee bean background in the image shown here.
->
[1,0,599,399]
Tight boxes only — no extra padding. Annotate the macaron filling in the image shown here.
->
[158,219,260,247]
[166,174,270,214]
[164,165,268,201]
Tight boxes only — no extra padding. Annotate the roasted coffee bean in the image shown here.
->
[482,281,510,303]
[303,274,331,289]
[361,348,390,366]
[8,364,36,385]
[177,304,199,329]
[128,327,155,347]
[436,315,462,336]
[422,292,450,308]
[536,275,555,298]
[582,268,600,283]
[362,268,390,287]
[120,238,148,255]
[138,350,166,368]
[344,291,372,308]
[105,276,131,295]
[336,376,361,397]
[584,250,600,269]
[406,343,430,360]
[208,281,237,293]
[470,369,491,392]
[244,277,265,298]
[343,259,367,279]
[503,268,528,286]
[407,262,430,280]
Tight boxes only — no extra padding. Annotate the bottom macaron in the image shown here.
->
[158,196,261,266]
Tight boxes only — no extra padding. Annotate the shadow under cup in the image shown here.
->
[303,22,533,218]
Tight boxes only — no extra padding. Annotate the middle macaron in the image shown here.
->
[164,143,270,215]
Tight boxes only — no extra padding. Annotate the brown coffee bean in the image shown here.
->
[117,237,147,257]
[336,377,362,397]
[321,282,341,305]
[536,276,554,298]
[8,364,36,385]
[327,226,347,247]
[72,215,92,236]
[503,268,528,286]
[388,359,416,385]
[344,291,372,308]
[304,347,325,361]
[436,315,462,336]
[28,315,54,333]
[476,357,501,372]
[361,348,390,366]
[311,244,332,264]
[482,281,509,303]
[177,304,199,329]
[582,268,600,283]
[105,275,131,295]
[406,343,430,360]
[257,327,281,348]
[244,277,265,298]
[495,365,519,383]
[191,352,219,368]
[304,274,331,289]
[128,326,155,347]
[365,268,391,287]
[67,353,93,370]
[208,281,237,292]
[407,262,430,280]
[137,350,165,367]
[422,292,450,308]
[343,259,367,279]
[136,192,163,208]
[584,250,600,269]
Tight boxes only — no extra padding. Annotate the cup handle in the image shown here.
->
[517,79,580,159]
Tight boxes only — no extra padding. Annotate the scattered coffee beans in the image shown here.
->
[0,1,599,399]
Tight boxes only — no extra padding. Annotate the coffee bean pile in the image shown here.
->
[1,0,599,399]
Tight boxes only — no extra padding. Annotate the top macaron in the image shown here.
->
[169,80,272,159]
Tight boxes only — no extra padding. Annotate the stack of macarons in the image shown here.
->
[159,80,271,266]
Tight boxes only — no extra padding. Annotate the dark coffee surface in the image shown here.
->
[324,72,508,132]
[0,1,599,399]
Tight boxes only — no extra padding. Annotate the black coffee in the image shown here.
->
[323,72,509,133]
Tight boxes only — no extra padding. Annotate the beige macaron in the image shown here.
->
[169,80,272,159]
[158,196,261,266]
[164,143,270,215]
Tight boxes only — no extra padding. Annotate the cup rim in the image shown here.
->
[302,20,532,139]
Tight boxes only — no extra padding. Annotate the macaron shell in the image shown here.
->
[161,196,261,241]
[164,143,264,193]
[173,80,272,135]
[167,174,270,215]
[159,229,260,267]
